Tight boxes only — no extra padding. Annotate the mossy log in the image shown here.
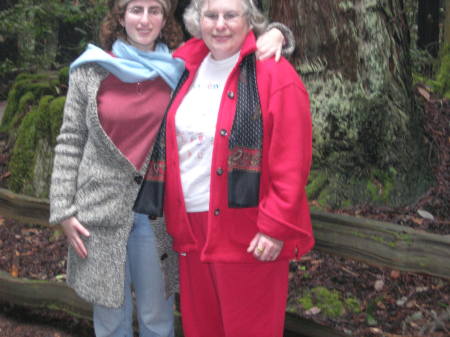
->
[312,210,450,279]
[0,187,49,225]
[0,270,343,337]
[1,187,449,280]
[0,270,91,320]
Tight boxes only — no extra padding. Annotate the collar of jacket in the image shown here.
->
[173,31,257,72]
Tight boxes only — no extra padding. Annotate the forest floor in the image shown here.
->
[0,91,448,337]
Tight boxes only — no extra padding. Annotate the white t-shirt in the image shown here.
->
[175,52,239,212]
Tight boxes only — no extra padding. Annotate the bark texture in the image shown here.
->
[272,0,432,207]
[444,0,450,46]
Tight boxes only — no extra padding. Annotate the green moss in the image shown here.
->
[7,95,56,195]
[7,106,39,193]
[345,298,361,313]
[48,96,65,146]
[313,287,345,317]
[0,72,58,131]
[297,287,361,319]
[58,66,69,86]
[298,295,314,311]
[306,170,329,200]
[2,70,66,196]
[1,91,36,137]
[338,1,354,11]
[433,44,450,99]
[1,87,20,131]
[299,2,433,209]
[366,168,396,203]
[37,95,54,128]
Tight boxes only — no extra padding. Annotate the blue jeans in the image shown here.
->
[93,213,175,337]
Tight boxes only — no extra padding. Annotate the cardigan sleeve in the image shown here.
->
[265,22,296,57]
[256,79,313,242]
[49,67,89,225]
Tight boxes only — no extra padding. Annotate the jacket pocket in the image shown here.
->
[74,177,131,227]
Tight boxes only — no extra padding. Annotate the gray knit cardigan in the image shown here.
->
[49,64,178,308]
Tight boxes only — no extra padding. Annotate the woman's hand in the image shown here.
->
[61,217,90,259]
[255,28,285,62]
[247,232,284,261]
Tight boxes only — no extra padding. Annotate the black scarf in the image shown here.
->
[133,54,262,216]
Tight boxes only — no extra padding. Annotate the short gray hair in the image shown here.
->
[183,0,268,38]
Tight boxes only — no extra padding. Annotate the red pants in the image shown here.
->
[179,212,289,337]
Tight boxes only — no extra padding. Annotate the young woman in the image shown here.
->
[134,0,314,336]
[49,0,293,336]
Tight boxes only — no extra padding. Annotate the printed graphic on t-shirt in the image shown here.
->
[175,52,239,212]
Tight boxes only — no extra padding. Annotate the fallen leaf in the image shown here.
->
[342,266,359,277]
[396,296,408,306]
[374,279,384,291]
[390,270,401,279]
[409,321,419,328]
[415,286,428,293]
[417,86,431,101]
[10,264,19,277]
[406,300,417,308]
[305,306,321,315]
[369,327,383,334]
[417,209,435,221]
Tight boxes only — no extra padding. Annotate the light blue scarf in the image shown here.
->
[70,39,185,90]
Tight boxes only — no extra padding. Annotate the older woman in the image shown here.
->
[50,0,292,336]
[133,0,314,336]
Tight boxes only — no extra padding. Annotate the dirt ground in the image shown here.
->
[0,304,94,337]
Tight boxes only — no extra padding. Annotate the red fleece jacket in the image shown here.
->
[164,32,314,262]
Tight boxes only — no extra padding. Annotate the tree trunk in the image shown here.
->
[17,0,36,68]
[268,0,301,59]
[269,0,432,208]
[16,0,60,70]
[444,0,450,46]
[417,0,440,56]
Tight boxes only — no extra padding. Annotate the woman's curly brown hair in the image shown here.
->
[99,0,183,51]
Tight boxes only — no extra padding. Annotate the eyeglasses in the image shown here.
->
[202,11,243,24]
[127,6,164,17]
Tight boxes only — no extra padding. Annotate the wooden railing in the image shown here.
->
[1,187,448,279]
[1,187,449,337]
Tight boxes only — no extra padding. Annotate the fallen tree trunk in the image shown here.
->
[312,210,450,279]
[0,271,345,337]
[0,270,91,320]
[0,187,49,226]
[1,187,449,280]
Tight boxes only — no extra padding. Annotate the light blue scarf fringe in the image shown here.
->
[70,39,185,90]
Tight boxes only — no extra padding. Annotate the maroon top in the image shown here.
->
[97,75,171,170]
